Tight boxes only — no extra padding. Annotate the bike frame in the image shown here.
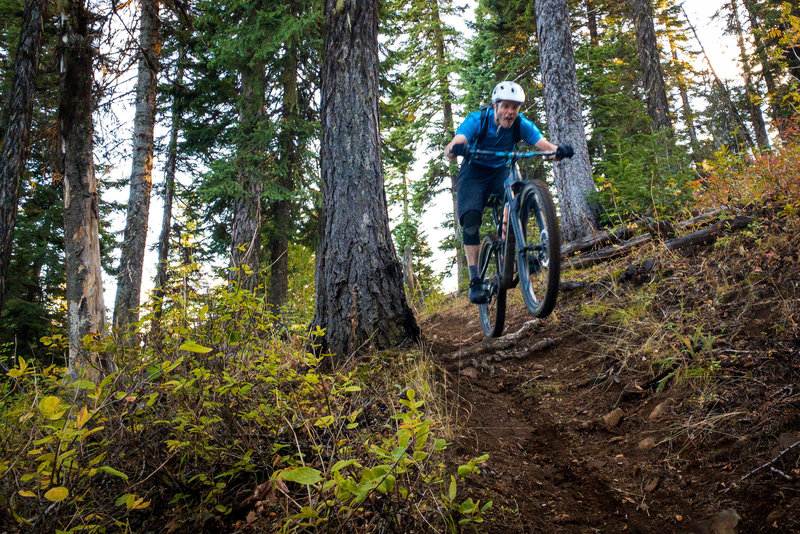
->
[471,149,556,290]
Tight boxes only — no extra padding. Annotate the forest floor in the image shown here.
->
[418,210,800,533]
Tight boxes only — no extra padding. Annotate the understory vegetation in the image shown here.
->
[565,125,800,441]
[1,285,489,532]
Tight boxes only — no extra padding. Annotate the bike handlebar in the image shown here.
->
[451,143,556,160]
[470,148,556,159]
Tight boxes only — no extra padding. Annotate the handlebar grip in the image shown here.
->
[451,143,469,157]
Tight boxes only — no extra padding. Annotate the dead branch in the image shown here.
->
[559,209,721,260]
[721,438,800,492]
[676,208,723,229]
[490,337,557,361]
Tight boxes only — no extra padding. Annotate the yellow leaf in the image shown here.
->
[44,487,69,502]
[39,396,66,420]
[179,340,212,353]
[75,406,90,429]
[18,490,36,498]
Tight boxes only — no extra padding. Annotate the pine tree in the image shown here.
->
[312,0,418,360]
[0,0,46,314]
[229,55,265,292]
[153,47,185,320]
[382,0,464,286]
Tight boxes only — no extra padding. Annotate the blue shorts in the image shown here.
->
[457,161,509,222]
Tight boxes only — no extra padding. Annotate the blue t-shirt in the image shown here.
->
[455,108,543,167]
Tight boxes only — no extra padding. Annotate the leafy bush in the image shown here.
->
[692,118,800,215]
[0,285,487,532]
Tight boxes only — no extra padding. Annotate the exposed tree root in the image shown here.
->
[443,319,543,361]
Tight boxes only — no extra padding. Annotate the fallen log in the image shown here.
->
[563,210,747,270]
[563,234,653,271]
[665,215,752,251]
[676,208,723,229]
[562,224,633,257]
[559,209,722,259]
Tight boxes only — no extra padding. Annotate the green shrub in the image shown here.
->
[1,284,488,532]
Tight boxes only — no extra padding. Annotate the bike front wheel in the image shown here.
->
[478,235,506,338]
[517,180,560,318]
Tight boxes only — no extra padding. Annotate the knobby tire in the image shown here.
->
[517,180,560,318]
[478,235,506,338]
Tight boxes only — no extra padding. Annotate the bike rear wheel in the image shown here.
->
[478,235,506,338]
[517,180,560,318]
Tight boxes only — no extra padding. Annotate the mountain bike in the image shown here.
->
[463,147,561,338]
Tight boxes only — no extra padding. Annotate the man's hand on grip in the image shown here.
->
[555,144,574,160]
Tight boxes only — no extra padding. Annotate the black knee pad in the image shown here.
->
[461,210,482,246]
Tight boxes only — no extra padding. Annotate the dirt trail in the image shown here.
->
[420,261,800,533]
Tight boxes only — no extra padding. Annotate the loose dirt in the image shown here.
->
[419,232,800,533]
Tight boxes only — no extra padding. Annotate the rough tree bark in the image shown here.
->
[229,59,265,292]
[114,0,162,328]
[0,0,46,314]
[60,0,108,377]
[628,0,672,133]
[312,0,419,360]
[535,0,599,242]
[732,0,770,149]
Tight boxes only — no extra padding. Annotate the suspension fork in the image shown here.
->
[501,168,523,288]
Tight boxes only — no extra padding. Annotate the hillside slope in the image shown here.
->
[420,207,800,533]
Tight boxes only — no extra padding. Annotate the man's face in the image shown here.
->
[494,100,521,128]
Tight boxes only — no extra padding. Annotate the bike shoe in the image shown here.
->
[468,277,489,304]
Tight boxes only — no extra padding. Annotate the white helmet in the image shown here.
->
[491,81,525,104]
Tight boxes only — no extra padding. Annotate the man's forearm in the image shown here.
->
[534,138,558,152]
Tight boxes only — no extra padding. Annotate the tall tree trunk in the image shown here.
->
[668,36,701,158]
[732,0,770,149]
[60,0,108,378]
[269,33,298,314]
[430,0,465,287]
[741,0,785,135]
[628,0,672,133]
[153,53,183,320]
[313,0,419,360]
[534,0,599,242]
[229,60,265,292]
[0,0,46,315]
[114,0,162,329]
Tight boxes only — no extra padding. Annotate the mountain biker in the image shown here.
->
[444,80,574,304]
